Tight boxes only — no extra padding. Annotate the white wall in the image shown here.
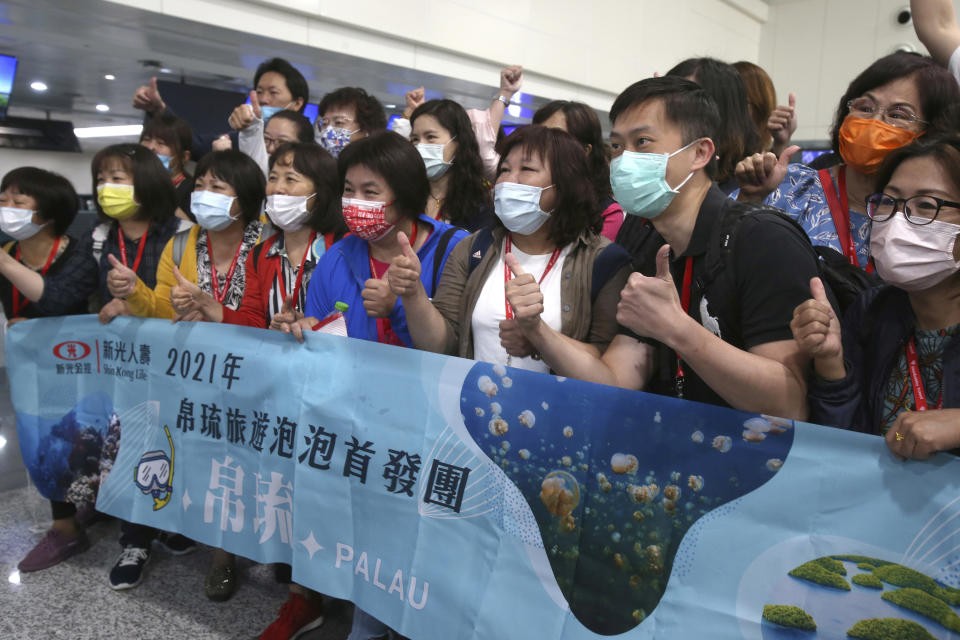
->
[759,0,960,145]
[0,149,98,195]
[108,0,768,112]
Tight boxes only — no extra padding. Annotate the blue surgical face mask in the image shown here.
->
[610,139,700,219]
[317,126,358,158]
[156,153,172,172]
[494,182,555,235]
[417,138,456,180]
[191,190,239,231]
[260,101,294,124]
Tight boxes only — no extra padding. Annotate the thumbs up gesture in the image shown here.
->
[616,244,686,343]
[229,90,260,131]
[504,253,545,333]
[790,277,844,377]
[768,92,799,153]
[170,265,207,321]
[734,144,801,203]
[387,231,424,299]
[106,253,139,298]
[132,77,166,115]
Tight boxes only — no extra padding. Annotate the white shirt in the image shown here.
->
[471,240,569,373]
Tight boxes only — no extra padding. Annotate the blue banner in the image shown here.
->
[8,316,960,639]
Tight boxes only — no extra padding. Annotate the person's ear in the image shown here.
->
[689,138,716,172]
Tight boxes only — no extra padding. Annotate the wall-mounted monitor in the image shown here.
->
[0,55,18,119]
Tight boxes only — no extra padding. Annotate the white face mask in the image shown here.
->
[870,215,960,291]
[493,182,554,235]
[265,193,315,232]
[417,138,455,180]
[0,207,46,240]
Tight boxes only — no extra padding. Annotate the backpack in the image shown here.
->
[466,227,630,304]
[702,203,881,321]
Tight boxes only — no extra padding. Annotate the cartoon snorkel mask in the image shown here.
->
[135,450,171,497]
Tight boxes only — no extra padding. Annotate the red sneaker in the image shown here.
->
[259,592,325,640]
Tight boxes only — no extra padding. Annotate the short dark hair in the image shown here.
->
[269,142,347,236]
[194,150,266,224]
[666,58,762,183]
[410,99,491,226]
[610,76,721,179]
[141,113,193,158]
[338,131,428,221]
[496,125,601,246]
[533,100,611,202]
[91,143,178,224]
[1,167,78,236]
[830,52,960,155]
[253,58,309,113]
[319,87,387,132]
[267,110,315,143]
[874,134,960,196]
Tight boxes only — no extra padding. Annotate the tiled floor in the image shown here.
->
[0,368,356,639]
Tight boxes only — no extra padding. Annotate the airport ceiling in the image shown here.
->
[0,0,546,130]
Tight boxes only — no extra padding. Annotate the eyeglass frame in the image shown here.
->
[865,192,960,225]
[846,98,928,128]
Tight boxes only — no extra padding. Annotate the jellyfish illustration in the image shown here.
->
[561,456,572,467]
[610,453,639,475]
[488,416,508,436]
[562,426,574,438]
[766,458,783,472]
[518,449,530,460]
[478,375,498,396]
[502,376,513,388]
[761,414,793,434]
[500,441,511,452]
[490,402,502,415]
[712,435,732,453]
[691,430,704,444]
[493,364,507,377]
[474,407,485,417]
[687,475,704,492]
[663,484,681,501]
[519,409,536,428]
[742,429,766,442]
[540,470,580,518]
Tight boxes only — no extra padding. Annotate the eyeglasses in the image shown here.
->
[865,192,960,225]
[320,116,356,129]
[847,98,927,129]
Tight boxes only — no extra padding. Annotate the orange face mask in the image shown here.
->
[838,115,919,175]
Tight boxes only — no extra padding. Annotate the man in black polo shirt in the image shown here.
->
[562,77,817,419]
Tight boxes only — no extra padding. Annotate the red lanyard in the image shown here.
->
[906,337,944,411]
[286,231,317,307]
[367,223,417,345]
[12,237,61,317]
[117,223,150,275]
[503,235,562,320]
[818,166,875,273]
[675,256,695,398]
[368,222,417,279]
[172,173,186,188]
[207,232,245,304]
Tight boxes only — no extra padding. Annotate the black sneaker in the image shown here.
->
[109,545,150,590]
[155,532,197,556]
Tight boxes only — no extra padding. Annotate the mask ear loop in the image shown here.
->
[665,138,703,192]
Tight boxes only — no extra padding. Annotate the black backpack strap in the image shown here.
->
[430,227,459,298]
[467,227,496,277]
[590,242,632,303]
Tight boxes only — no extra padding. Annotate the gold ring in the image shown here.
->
[895,432,904,441]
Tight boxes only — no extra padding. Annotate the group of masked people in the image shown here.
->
[4,43,960,640]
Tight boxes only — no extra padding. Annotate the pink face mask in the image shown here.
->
[341,197,395,241]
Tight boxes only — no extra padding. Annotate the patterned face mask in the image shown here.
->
[317,126,359,158]
[341,197,395,241]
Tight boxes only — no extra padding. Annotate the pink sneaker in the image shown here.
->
[18,528,90,572]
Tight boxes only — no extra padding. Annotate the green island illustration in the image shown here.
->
[761,554,960,637]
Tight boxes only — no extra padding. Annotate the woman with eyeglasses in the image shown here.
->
[736,52,959,271]
[791,135,960,460]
